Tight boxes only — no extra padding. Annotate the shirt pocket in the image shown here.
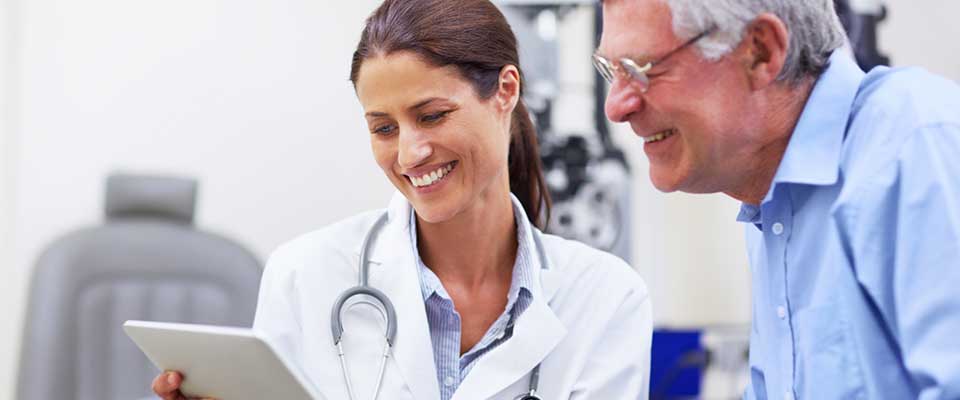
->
[793,303,865,399]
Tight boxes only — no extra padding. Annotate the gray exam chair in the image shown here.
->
[16,174,262,400]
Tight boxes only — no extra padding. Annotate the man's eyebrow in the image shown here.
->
[596,47,653,63]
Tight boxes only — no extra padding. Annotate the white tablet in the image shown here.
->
[123,320,324,400]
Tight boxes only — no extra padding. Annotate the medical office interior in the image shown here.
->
[0,0,957,398]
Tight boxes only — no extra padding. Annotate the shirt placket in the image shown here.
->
[763,187,797,400]
[439,297,461,400]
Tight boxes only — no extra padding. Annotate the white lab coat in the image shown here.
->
[253,193,652,400]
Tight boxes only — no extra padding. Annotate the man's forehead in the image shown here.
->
[597,0,676,59]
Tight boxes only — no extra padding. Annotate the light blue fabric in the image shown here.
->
[739,51,960,400]
[409,194,535,400]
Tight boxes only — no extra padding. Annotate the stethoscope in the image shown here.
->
[330,212,545,400]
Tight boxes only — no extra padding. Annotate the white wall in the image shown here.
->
[880,0,960,82]
[0,0,389,396]
[2,0,959,397]
[0,0,20,397]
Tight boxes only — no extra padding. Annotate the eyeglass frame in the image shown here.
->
[593,28,716,92]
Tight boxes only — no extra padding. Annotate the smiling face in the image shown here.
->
[355,51,515,223]
[599,0,762,194]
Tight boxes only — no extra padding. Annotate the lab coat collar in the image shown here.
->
[760,51,864,205]
[380,192,567,399]
[388,191,559,301]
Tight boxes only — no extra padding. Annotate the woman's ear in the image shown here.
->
[496,65,521,113]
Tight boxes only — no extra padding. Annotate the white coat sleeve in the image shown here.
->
[569,286,653,400]
[252,245,305,366]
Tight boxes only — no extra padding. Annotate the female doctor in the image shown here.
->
[153,0,651,399]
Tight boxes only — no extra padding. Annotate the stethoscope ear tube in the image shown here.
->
[331,285,398,346]
[358,213,390,287]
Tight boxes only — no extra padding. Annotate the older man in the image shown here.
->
[596,0,960,399]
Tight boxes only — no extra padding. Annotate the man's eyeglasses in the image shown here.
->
[593,29,715,93]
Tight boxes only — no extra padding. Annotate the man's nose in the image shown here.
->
[604,79,644,123]
[398,128,433,168]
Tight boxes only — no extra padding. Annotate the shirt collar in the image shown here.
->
[736,203,762,225]
[409,193,538,303]
[757,51,865,206]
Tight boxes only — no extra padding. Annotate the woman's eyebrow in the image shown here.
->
[410,97,446,110]
[365,97,449,118]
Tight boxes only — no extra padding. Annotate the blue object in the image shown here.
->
[650,329,703,399]
[739,52,960,399]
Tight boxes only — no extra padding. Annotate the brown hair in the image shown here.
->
[349,0,551,229]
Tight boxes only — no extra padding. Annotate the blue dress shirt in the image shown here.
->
[409,195,535,400]
[739,51,960,400]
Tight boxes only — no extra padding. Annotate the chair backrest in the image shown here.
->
[17,173,263,400]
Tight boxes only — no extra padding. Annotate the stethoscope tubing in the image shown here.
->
[332,211,545,400]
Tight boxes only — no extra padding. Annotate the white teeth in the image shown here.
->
[409,163,456,188]
[645,129,676,144]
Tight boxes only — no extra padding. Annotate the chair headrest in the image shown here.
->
[105,174,197,224]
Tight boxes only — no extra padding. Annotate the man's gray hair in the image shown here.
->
[664,0,847,83]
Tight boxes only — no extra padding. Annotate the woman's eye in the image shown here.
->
[421,111,450,124]
[372,124,396,135]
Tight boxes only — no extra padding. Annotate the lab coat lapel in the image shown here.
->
[363,193,441,400]
[451,228,568,400]
[451,296,566,400]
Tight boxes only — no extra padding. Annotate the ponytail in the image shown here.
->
[508,100,551,229]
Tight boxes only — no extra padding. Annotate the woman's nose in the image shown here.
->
[398,129,433,168]
[604,79,644,123]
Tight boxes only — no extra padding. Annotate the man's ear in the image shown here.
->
[737,13,790,90]
[495,65,521,113]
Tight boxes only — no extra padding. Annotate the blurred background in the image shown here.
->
[0,0,957,398]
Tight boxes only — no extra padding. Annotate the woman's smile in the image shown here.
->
[405,161,458,192]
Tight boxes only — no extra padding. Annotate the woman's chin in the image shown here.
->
[410,205,458,224]
[407,193,467,224]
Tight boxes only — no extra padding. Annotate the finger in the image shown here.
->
[152,371,183,400]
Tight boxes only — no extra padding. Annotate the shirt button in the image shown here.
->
[772,222,785,235]
[777,306,787,319]
[444,376,455,387]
